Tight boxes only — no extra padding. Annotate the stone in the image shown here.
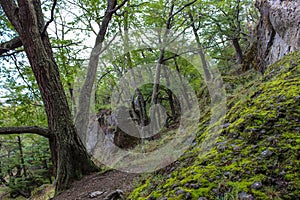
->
[251,182,263,190]
[197,198,208,200]
[185,192,192,200]
[238,191,255,200]
[175,189,185,195]
[103,189,125,200]
[89,191,104,198]
[254,0,300,72]
[224,171,231,177]
[261,148,273,157]
[221,123,231,128]
[158,197,167,200]
[190,183,200,189]
[113,129,140,149]
[279,171,286,176]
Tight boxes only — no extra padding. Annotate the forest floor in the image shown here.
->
[52,169,139,200]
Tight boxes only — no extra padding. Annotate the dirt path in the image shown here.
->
[53,170,139,200]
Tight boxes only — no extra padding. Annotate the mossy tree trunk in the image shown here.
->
[0,0,98,194]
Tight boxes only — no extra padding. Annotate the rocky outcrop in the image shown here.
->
[254,0,300,72]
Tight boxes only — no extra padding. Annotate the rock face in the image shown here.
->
[255,0,300,72]
[86,109,140,154]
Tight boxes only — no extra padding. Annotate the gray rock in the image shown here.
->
[172,183,178,189]
[221,123,231,128]
[224,171,231,177]
[238,191,255,200]
[190,183,200,189]
[212,188,218,194]
[158,197,167,200]
[279,171,286,176]
[197,197,208,200]
[175,189,185,195]
[261,148,273,157]
[254,0,300,72]
[251,182,263,190]
[103,189,124,200]
[233,145,241,151]
[276,180,288,188]
[89,191,104,198]
[185,192,192,200]
[217,141,228,152]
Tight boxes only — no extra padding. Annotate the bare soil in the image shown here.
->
[53,170,139,200]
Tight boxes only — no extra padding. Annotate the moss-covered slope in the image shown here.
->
[129,51,300,200]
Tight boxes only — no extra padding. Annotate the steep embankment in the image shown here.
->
[130,51,300,199]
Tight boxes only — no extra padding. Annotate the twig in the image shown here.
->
[41,0,57,37]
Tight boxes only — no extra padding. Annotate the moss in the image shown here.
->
[130,179,151,199]
[129,51,300,199]
[30,184,55,200]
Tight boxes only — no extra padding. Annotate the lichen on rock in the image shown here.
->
[253,0,300,72]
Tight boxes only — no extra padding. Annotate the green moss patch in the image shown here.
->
[129,51,300,200]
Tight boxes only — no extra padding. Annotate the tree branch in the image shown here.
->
[12,54,41,99]
[109,0,129,14]
[0,50,23,57]
[169,0,197,20]
[0,37,23,56]
[41,0,57,36]
[0,126,49,138]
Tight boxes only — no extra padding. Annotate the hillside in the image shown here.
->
[1,0,299,199]
[129,51,300,199]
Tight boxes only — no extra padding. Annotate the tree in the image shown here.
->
[0,0,98,193]
[187,0,256,72]
[75,0,128,145]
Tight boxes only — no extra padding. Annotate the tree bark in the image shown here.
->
[0,126,49,138]
[0,36,22,56]
[232,38,244,65]
[0,0,98,194]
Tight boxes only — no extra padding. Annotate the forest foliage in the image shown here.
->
[1,0,297,199]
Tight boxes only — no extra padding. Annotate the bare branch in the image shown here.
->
[11,55,41,100]
[0,37,23,56]
[0,50,23,57]
[0,126,49,138]
[99,33,118,55]
[109,0,129,14]
[41,0,57,36]
[169,0,197,20]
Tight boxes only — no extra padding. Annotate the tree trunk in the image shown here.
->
[75,0,117,145]
[151,0,175,105]
[162,66,176,122]
[189,12,211,82]
[122,1,148,126]
[232,38,244,64]
[0,0,98,194]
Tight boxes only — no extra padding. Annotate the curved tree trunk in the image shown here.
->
[0,0,98,194]
[75,0,119,145]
